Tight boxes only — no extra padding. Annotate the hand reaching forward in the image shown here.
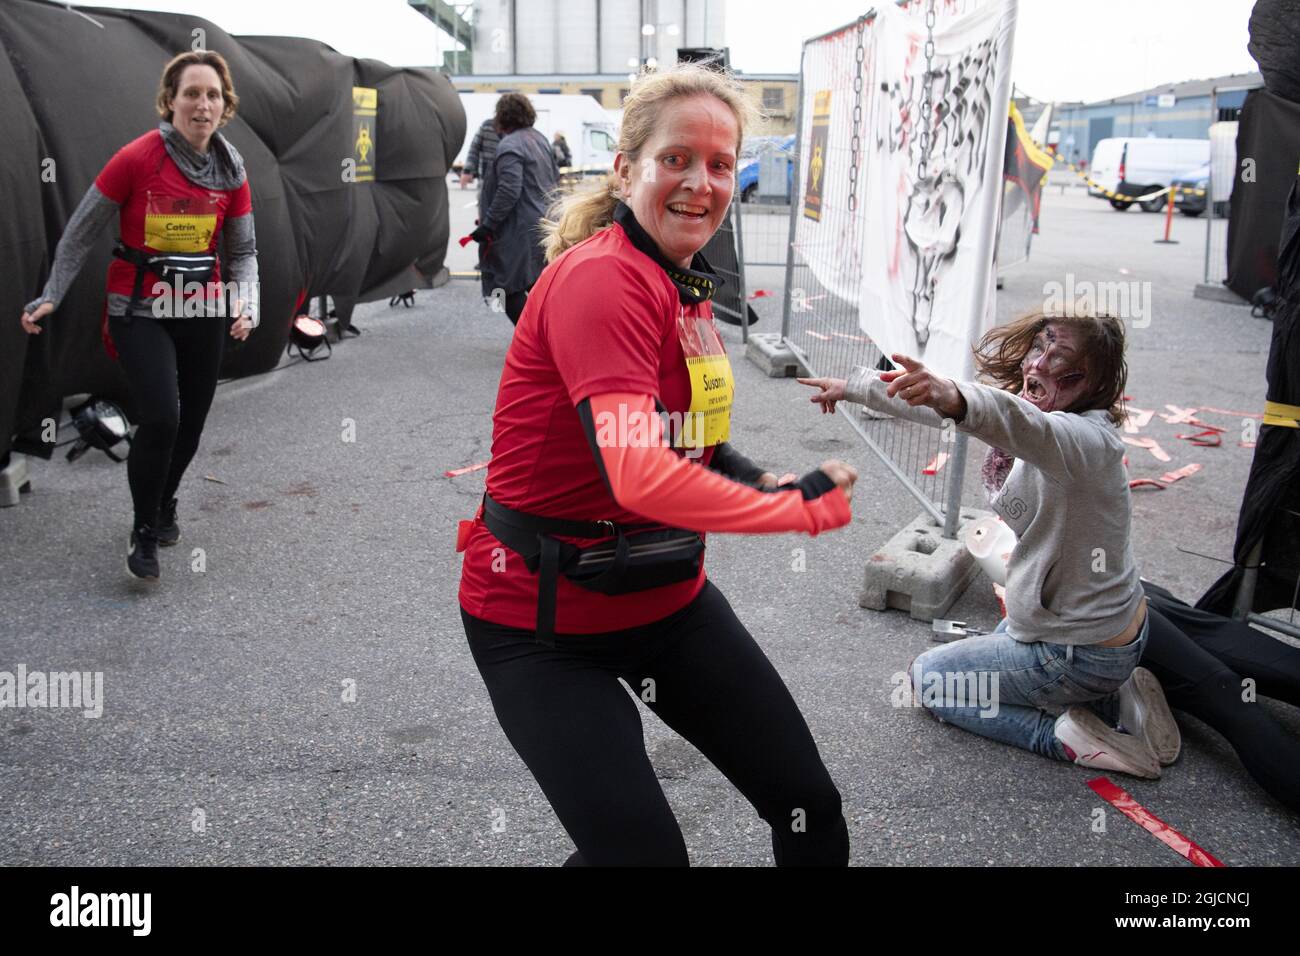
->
[798,376,846,414]
[880,353,966,420]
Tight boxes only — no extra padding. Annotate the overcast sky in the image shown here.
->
[726,0,1260,101]
[101,0,1260,105]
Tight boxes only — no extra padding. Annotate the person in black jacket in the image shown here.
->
[467,94,559,326]
[459,117,499,198]
[552,131,572,169]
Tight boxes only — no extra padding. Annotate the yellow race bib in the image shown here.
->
[143,191,218,253]
[675,309,734,450]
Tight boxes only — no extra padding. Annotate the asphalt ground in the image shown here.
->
[2,179,1297,867]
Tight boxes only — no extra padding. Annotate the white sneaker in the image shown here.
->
[1118,666,1181,765]
[1054,707,1161,779]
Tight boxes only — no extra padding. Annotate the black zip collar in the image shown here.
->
[613,201,724,305]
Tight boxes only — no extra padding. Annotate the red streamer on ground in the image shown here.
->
[1176,429,1222,447]
[1159,463,1202,483]
[1199,406,1263,419]
[1086,777,1225,867]
[445,460,490,478]
[922,452,949,475]
[748,289,770,299]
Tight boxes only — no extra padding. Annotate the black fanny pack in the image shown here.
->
[481,493,704,644]
[113,240,218,315]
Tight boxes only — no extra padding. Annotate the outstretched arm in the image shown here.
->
[580,391,854,535]
[805,354,1105,480]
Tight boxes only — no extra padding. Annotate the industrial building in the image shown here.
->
[1049,71,1263,167]
[409,0,797,132]
[409,0,723,75]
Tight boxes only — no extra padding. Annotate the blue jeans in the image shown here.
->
[909,615,1149,761]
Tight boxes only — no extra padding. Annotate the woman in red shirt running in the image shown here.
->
[20,51,258,582]
[457,64,858,866]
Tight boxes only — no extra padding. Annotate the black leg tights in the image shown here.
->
[1141,607,1300,813]
[108,314,225,528]
[463,581,849,866]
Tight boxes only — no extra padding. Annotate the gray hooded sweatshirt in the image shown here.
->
[843,367,1144,646]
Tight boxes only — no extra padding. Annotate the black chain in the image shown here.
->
[847,18,866,212]
[918,0,937,182]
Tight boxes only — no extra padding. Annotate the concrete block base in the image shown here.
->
[859,509,991,622]
[0,455,32,507]
[1193,282,1248,306]
[745,332,806,378]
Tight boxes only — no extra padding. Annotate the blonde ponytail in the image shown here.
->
[541,62,761,262]
[542,175,621,262]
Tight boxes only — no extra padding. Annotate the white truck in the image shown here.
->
[1087,137,1211,212]
[454,92,618,176]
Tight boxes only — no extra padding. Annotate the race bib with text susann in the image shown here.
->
[675,309,734,450]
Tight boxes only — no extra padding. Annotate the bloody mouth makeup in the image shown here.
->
[1020,323,1090,413]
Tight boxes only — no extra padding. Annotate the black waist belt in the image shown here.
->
[112,240,218,316]
[481,493,704,645]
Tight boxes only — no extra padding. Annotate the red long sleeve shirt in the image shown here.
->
[457,209,849,633]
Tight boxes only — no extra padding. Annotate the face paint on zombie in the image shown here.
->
[1020,323,1092,412]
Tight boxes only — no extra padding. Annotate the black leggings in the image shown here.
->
[1141,606,1300,813]
[108,314,224,528]
[463,580,849,866]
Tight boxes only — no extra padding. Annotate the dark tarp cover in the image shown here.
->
[0,0,465,461]
[1200,162,1300,616]
[1143,581,1300,813]
[1226,89,1300,302]
[1248,0,1300,104]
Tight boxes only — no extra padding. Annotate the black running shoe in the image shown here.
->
[127,524,161,580]
[157,498,180,547]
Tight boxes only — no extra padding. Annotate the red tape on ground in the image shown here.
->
[445,460,490,478]
[1087,777,1225,867]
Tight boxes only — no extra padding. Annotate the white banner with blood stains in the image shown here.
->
[793,0,1017,381]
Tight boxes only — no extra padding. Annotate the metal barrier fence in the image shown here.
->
[739,203,795,268]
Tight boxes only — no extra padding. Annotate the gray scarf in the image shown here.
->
[159,120,246,191]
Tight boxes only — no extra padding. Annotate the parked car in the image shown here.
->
[738,135,794,202]
[1171,162,1209,217]
[1088,137,1210,212]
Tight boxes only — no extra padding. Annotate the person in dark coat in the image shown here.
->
[459,117,499,197]
[552,131,572,169]
[467,94,558,326]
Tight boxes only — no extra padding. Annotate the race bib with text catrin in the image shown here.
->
[142,191,218,253]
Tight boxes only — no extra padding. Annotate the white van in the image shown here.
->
[454,93,618,176]
[1088,137,1211,211]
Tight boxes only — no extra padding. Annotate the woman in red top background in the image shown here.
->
[457,64,858,866]
[21,51,258,581]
